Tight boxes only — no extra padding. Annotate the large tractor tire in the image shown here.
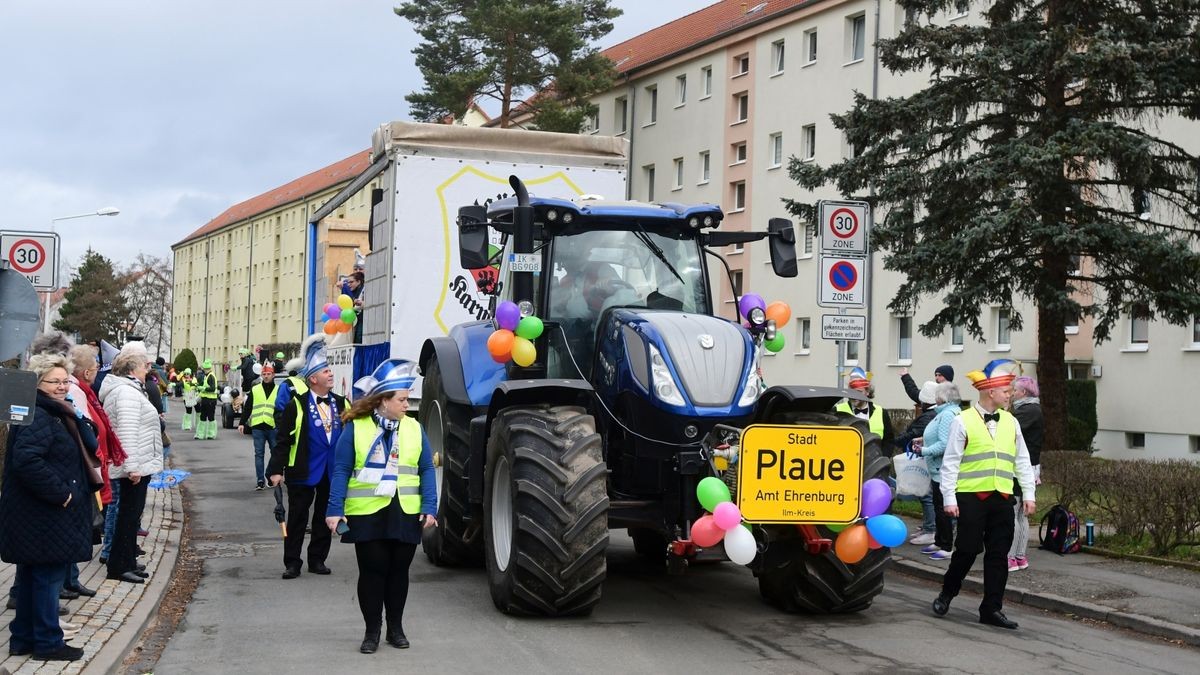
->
[484,405,609,616]
[419,360,483,567]
[755,411,891,613]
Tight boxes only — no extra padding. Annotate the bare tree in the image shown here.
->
[121,253,173,356]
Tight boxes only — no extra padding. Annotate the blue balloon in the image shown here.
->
[865,514,908,548]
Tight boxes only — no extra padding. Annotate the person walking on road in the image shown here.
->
[195,359,219,440]
[325,359,437,653]
[1008,375,1043,572]
[268,334,345,579]
[240,363,279,490]
[932,359,1035,630]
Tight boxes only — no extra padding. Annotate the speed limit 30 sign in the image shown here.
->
[818,200,868,256]
[1,231,60,291]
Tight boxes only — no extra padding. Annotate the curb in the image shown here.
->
[1081,545,1200,573]
[891,554,1200,647]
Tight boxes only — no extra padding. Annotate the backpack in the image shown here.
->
[1039,504,1081,554]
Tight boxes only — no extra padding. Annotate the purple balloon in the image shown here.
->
[861,478,892,518]
[495,301,521,331]
[865,514,907,547]
[325,305,341,320]
[737,293,766,319]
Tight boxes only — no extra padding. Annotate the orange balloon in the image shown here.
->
[338,320,353,333]
[487,329,515,362]
[835,523,870,564]
[323,320,338,335]
[765,301,792,326]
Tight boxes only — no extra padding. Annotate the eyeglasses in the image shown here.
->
[41,379,70,386]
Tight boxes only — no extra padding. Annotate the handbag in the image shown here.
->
[893,452,931,498]
[91,493,105,545]
[162,428,173,448]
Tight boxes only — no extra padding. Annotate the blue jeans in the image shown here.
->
[102,478,121,559]
[11,563,69,654]
[251,427,277,483]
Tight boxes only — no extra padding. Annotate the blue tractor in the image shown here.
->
[418,176,889,616]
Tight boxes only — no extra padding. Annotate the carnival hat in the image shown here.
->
[353,248,366,270]
[354,359,420,398]
[183,368,192,375]
[300,333,329,379]
[965,359,1020,391]
[261,363,275,374]
[201,359,213,370]
[846,366,872,390]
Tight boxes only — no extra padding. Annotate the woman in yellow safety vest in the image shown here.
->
[324,359,436,655]
[180,369,198,431]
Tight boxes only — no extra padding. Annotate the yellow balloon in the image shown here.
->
[337,294,353,310]
[512,336,536,367]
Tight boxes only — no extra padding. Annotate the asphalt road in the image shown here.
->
[152,422,1200,675]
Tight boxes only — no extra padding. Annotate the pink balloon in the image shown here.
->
[712,502,742,531]
[691,515,724,548]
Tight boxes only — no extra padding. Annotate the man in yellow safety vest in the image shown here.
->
[834,367,892,441]
[239,363,278,491]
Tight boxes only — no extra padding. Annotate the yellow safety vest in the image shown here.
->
[835,401,884,437]
[249,382,279,428]
[199,372,218,399]
[181,376,196,392]
[344,417,423,516]
[956,408,1018,495]
[287,376,308,399]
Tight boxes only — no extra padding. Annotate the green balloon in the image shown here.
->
[697,476,732,512]
[764,333,785,353]
[340,308,357,324]
[516,315,544,340]
[826,522,849,533]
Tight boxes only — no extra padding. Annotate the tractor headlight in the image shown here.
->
[518,300,534,317]
[648,344,685,406]
[545,209,559,222]
[703,215,715,227]
[738,363,762,407]
[688,216,701,228]
[562,212,574,224]
[747,307,766,326]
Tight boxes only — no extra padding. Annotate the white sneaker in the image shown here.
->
[910,532,935,546]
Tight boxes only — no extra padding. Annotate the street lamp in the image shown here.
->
[44,207,121,331]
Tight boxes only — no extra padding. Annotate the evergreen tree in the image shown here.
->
[396,0,621,131]
[54,249,130,344]
[791,1,1200,452]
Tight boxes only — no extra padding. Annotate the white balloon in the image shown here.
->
[252,363,263,375]
[722,524,758,565]
[220,393,232,404]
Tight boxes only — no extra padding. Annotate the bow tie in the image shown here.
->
[315,396,330,406]
[982,412,1000,423]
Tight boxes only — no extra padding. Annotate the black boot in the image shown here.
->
[360,630,380,654]
[386,624,409,649]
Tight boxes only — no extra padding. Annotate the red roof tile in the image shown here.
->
[174,150,372,247]
[602,0,817,75]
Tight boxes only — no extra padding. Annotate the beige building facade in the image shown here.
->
[586,0,1198,460]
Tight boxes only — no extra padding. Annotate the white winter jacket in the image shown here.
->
[100,374,164,478]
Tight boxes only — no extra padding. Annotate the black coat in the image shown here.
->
[0,393,96,565]
[1013,401,1044,467]
[267,391,347,484]
[893,406,937,454]
[240,356,257,392]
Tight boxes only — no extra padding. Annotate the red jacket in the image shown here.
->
[79,382,126,504]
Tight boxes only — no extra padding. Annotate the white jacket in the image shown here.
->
[100,374,164,478]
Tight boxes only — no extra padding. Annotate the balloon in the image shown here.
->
[690,515,724,547]
[252,363,263,375]
[865,514,908,548]
[487,330,515,362]
[825,522,849,533]
[868,533,883,550]
[765,301,791,326]
[511,336,536,367]
[516,315,544,340]
[861,478,892,518]
[712,502,742,531]
[723,522,758,565]
[495,301,521,331]
[340,308,357,324]
[737,293,767,319]
[323,320,338,335]
[338,320,353,333]
[696,476,731,512]
[325,305,341,321]
[764,333,785,353]
[337,294,353,310]
[834,523,870,564]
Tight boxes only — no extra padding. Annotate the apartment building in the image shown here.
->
[581,0,1199,459]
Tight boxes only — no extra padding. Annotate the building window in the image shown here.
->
[672,158,684,190]
[951,324,964,347]
[1126,432,1145,449]
[1130,304,1150,344]
[1069,254,1082,275]
[675,75,687,106]
[769,132,783,168]
[1133,188,1151,219]
[1192,315,1200,345]
[732,240,744,253]
[996,308,1011,348]
[645,164,656,202]
[584,110,599,134]
[735,53,750,76]
[771,40,785,74]
[616,97,628,133]
[701,66,713,97]
[732,142,747,165]
[1065,307,1080,335]
[804,28,818,64]
[803,224,814,254]
[802,124,816,159]
[645,85,658,125]
[798,317,812,352]
[846,339,860,361]
[903,6,920,28]
[732,181,746,211]
[699,151,711,184]
[730,270,743,298]
[734,93,749,123]
[897,316,912,361]
[953,1,970,18]
[848,14,866,62]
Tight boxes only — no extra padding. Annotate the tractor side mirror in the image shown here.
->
[767,218,798,278]
[458,205,490,270]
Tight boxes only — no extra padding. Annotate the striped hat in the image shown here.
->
[354,359,419,398]
[846,367,872,390]
[300,333,329,379]
[965,359,1020,391]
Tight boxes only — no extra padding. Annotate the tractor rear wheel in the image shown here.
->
[755,411,891,613]
[419,359,482,567]
[484,405,609,616]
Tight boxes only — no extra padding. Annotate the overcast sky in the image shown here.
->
[0,0,714,276]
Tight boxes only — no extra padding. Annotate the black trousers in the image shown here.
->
[941,491,1015,615]
[198,397,216,422]
[354,540,417,633]
[108,477,149,576]
[930,480,955,551]
[283,477,331,569]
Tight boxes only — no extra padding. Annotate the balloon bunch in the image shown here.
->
[825,478,908,564]
[486,300,544,367]
[691,477,757,565]
[737,293,792,353]
[322,294,358,335]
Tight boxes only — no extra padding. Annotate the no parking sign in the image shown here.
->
[1,230,60,291]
